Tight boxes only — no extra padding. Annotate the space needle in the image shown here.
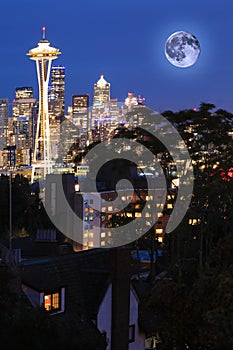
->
[27,27,61,183]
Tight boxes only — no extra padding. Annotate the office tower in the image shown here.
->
[72,94,89,131]
[27,27,61,182]
[50,66,65,116]
[12,87,36,149]
[92,75,111,131]
[124,92,138,110]
[48,66,65,160]
[93,75,110,104]
[0,98,8,150]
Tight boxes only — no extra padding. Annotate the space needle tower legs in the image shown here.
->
[27,27,61,183]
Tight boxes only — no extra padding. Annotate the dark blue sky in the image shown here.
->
[1,0,233,113]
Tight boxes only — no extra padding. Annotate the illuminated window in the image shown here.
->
[88,241,94,247]
[146,195,153,201]
[89,207,94,213]
[89,232,94,238]
[101,241,106,247]
[189,218,200,225]
[167,203,173,209]
[158,236,163,243]
[108,232,112,237]
[101,232,106,238]
[121,196,126,201]
[84,216,89,221]
[126,212,133,217]
[108,206,113,212]
[102,207,106,212]
[127,196,132,200]
[44,291,60,312]
[156,228,163,234]
[145,212,151,217]
[85,207,89,213]
[83,233,88,238]
[89,216,94,221]
[157,212,163,218]
[135,204,141,209]
[135,212,142,218]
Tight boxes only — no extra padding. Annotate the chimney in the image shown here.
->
[111,247,131,350]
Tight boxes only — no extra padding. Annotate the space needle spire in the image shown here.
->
[42,26,46,40]
[27,27,61,183]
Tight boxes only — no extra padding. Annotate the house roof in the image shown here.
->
[22,249,112,313]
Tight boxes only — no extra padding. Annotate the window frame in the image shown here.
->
[129,324,135,343]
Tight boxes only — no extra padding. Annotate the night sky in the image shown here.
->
[1,0,233,113]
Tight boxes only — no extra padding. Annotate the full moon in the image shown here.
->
[165,31,201,68]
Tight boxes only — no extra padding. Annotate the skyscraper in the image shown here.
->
[0,98,8,150]
[93,75,110,104]
[92,75,111,129]
[27,27,61,182]
[12,87,36,149]
[50,66,65,116]
[72,94,89,131]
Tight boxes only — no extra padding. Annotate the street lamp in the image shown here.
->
[9,171,12,250]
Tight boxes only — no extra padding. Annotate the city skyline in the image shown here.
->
[1,0,233,113]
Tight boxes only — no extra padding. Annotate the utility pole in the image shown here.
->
[9,172,12,250]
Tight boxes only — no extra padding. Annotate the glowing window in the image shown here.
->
[101,232,106,238]
[83,233,88,238]
[89,216,94,221]
[101,241,106,247]
[135,212,142,218]
[156,228,163,234]
[102,207,106,212]
[167,203,173,209]
[157,212,163,218]
[126,212,133,217]
[44,292,60,312]
[158,236,163,243]
[89,208,94,213]
[121,196,126,201]
[108,206,113,212]
[89,232,94,238]
[88,241,94,247]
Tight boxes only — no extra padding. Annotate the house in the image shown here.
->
[21,247,145,349]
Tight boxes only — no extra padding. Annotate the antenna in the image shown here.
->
[42,26,46,40]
